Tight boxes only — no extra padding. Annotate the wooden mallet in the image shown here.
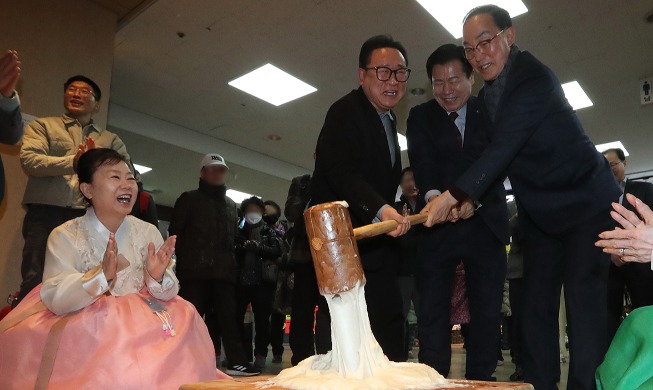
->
[304,201,426,295]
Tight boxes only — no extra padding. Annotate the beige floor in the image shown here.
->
[243,343,569,389]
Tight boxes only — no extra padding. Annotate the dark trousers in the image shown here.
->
[607,262,653,342]
[508,278,524,366]
[398,274,419,354]
[416,216,506,380]
[179,279,248,366]
[236,283,275,360]
[270,310,285,356]
[15,204,85,306]
[520,209,612,390]
[361,247,407,363]
[289,262,331,366]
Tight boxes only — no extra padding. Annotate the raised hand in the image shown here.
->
[146,235,177,282]
[0,50,20,98]
[85,136,96,150]
[72,137,97,172]
[102,232,118,281]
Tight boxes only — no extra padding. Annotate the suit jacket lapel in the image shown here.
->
[358,89,394,169]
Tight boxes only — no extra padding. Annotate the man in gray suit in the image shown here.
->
[0,49,23,203]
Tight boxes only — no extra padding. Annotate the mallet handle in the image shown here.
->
[353,213,427,240]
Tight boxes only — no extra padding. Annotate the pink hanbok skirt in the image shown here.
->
[0,285,229,389]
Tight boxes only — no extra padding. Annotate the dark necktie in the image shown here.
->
[381,113,396,166]
[449,112,463,150]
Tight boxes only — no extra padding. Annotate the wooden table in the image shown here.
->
[180,375,534,390]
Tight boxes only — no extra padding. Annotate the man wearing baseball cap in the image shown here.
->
[169,154,260,376]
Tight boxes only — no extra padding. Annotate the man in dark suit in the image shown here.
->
[603,148,653,342]
[407,44,509,380]
[423,6,621,389]
[0,50,23,203]
[310,34,411,362]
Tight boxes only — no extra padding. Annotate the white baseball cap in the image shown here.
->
[201,154,229,171]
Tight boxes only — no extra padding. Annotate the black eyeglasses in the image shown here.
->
[364,66,411,82]
[463,30,505,60]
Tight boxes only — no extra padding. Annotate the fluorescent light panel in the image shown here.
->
[228,63,317,106]
[132,163,152,174]
[226,189,260,204]
[415,0,528,38]
[595,141,629,156]
[562,81,593,110]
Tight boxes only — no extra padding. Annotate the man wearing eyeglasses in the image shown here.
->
[406,44,509,381]
[14,75,130,307]
[421,5,620,390]
[308,35,410,362]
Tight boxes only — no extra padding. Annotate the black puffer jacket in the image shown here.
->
[235,221,282,286]
[169,179,238,282]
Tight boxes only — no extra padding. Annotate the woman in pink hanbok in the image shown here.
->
[0,148,229,389]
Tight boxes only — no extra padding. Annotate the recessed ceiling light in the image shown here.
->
[133,163,152,174]
[561,81,593,110]
[397,133,408,151]
[415,0,528,38]
[228,63,317,106]
[595,141,629,156]
[226,189,260,204]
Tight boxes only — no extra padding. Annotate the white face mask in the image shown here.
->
[245,212,262,225]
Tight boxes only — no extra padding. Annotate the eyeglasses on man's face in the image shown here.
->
[65,86,95,98]
[464,30,505,60]
[364,66,411,82]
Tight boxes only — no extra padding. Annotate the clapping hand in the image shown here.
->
[102,233,118,281]
[596,194,653,263]
[146,236,176,282]
[73,136,96,172]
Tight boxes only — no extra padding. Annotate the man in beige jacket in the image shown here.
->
[14,75,130,306]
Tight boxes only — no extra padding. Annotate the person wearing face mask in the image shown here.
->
[263,199,290,364]
[263,200,288,238]
[406,44,509,381]
[235,196,283,370]
[169,154,260,377]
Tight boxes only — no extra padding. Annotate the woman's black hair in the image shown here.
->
[263,200,282,215]
[240,196,265,214]
[77,148,128,204]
